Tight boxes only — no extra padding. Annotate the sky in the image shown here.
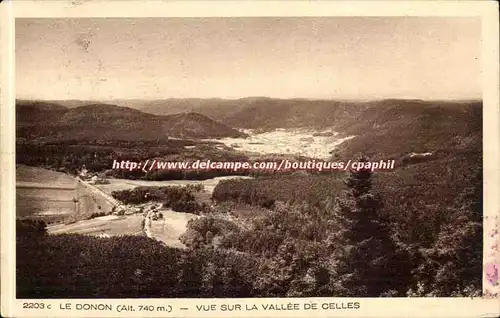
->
[16,17,481,100]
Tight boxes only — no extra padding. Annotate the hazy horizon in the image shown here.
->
[17,96,483,103]
[16,17,481,101]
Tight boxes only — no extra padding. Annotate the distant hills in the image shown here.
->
[16,101,68,125]
[332,99,482,159]
[36,97,482,131]
[118,97,482,161]
[16,100,246,141]
[64,97,369,129]
[17,98,482,161]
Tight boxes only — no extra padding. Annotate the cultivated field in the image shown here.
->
[16,164,76,187]
[16,164,77,221]
[47,214,144,236]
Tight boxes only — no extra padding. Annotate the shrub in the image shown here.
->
[112,186,203,213]
[17,219,47,239]
[180,216,241,249]
[87,212,107,219]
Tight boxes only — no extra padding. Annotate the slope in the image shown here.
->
[16,101,246,141]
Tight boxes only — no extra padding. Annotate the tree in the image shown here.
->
[412,164,483,296]
[330,159,410,296]
[16,219,47,240]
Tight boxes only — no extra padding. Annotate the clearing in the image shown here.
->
[47,214,144,236]
[16,164,77,221]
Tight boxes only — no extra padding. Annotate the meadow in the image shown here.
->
[16,164,77,223]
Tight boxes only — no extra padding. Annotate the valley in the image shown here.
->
[15,97,484,298]
[13,14,487,301]
[208,128,356,159]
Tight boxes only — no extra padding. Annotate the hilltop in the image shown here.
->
[16,100,246,141]
[16,100,68,125]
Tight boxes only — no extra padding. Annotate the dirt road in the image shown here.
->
[144,208,198,248]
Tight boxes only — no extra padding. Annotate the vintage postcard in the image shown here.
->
[1,1,499,317]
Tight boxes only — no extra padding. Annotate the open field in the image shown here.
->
[16,164,76,186]
[148,209,199,248]
[47,214,144,236]
[16,164,77,221]
[16,189,75,218]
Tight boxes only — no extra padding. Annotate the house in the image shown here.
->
[79,165,89,179]
[88,175,110,185]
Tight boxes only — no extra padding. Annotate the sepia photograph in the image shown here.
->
[13,15,488,301]
[15,17,488,298]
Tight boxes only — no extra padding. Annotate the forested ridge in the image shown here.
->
[16,100,246,141]
[17,161,482,298]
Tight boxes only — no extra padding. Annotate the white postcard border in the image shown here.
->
[1,1,499,317]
